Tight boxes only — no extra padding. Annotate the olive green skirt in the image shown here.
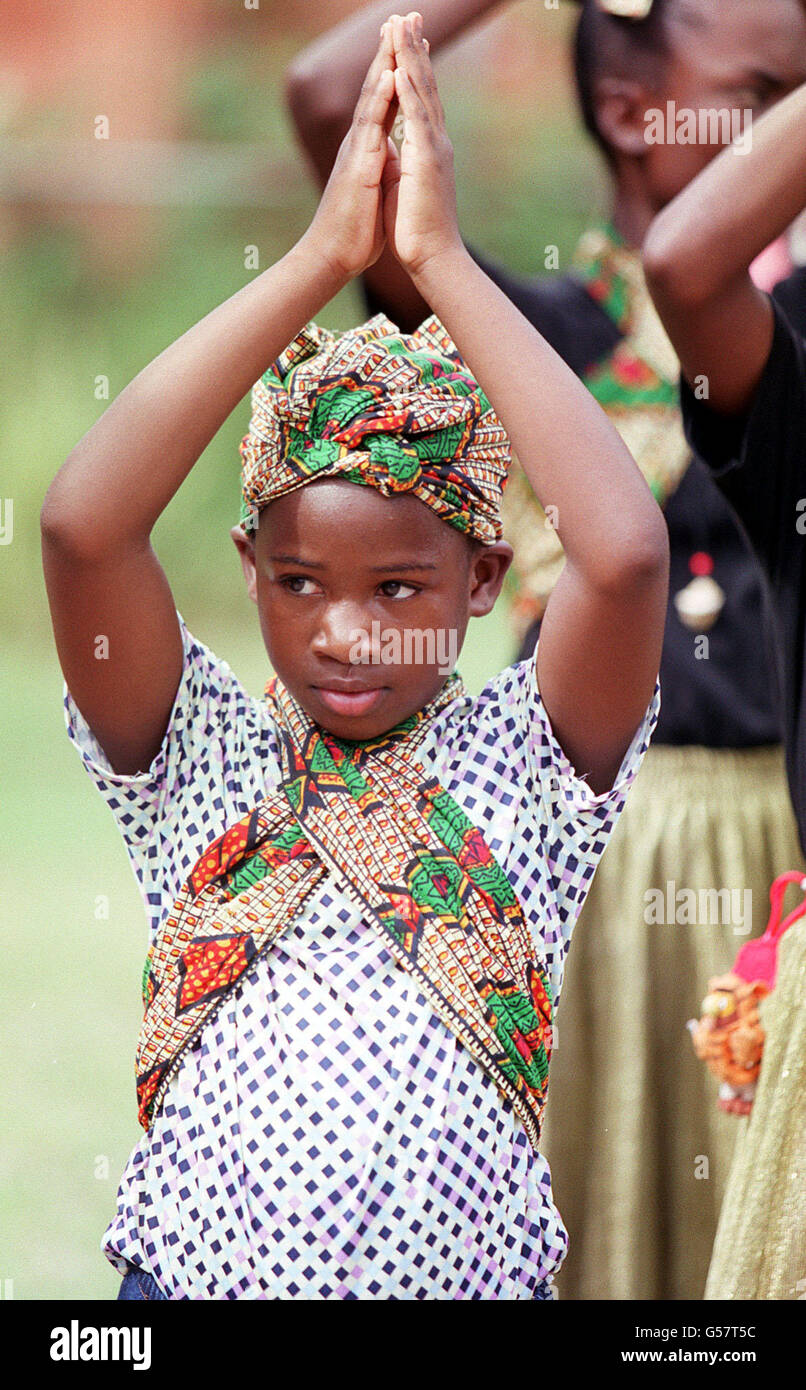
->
[541,743,804,1301]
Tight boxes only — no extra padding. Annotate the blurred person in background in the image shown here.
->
[644,76,806,1302]
[286,0,806,1299]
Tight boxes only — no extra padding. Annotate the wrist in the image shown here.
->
[408,241,473,304]
[291,230,353,301]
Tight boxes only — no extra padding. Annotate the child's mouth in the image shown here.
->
[314,686,387,717]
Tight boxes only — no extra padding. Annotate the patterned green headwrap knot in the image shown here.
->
[239,314,511,544]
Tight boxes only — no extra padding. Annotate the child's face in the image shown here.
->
[233,480,511,740]
[659,0,806,193]
[601,0,806,210]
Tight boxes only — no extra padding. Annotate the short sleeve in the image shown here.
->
[680,294,806,590]
[525,653,660,863]
[64,618,278,937]
[423,657,660,1001]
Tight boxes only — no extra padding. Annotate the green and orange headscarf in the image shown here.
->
[239,314,511,545]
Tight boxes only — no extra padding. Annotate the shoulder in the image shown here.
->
[65,618,280,931]
[681,289,806,480]
[66,618,276,783]
[421,660,537,780]
[418,657,659,1000]
[678,292,806,601]
[422,656,658,827]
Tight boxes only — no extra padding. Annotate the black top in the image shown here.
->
[366,255,782,747]
[680,269,806,851]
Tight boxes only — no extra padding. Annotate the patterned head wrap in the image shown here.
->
[239,314,511,545]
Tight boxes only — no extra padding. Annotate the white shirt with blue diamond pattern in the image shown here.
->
[65,619,659,1300]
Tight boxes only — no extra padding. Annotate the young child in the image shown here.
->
[42,14,666,1300]
[286,0,806,1300]
[644,78,806,1302]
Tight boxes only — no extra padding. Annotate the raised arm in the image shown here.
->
[386,15,668,794]
[643,80,806,415]
[41,39,398,775]
[286,1,502,331]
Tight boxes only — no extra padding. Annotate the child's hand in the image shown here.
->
[302,28,397,281]
[383,13,462,280]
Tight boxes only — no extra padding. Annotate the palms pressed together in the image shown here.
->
[305,12,462,285]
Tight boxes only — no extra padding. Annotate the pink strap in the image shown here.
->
[734,872,806,988]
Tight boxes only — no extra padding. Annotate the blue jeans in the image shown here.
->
[116,1264,553,1300]
[117,1263,168,1301]
[533,1277,556,1300]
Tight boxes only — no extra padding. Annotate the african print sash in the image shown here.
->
[136,676,553,1153]
[505,224,690,635]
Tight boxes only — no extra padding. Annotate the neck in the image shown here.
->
[609,170,662,251]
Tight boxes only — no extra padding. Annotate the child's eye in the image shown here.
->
[378,580,418,599]
[280,575,321,595]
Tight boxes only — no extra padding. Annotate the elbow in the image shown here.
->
[593,510,670,599]
[40,480,88,560]
[41,478,73,548]
[632,521,670,594]
[283,56,316,130]
[284,55,353,142]
[642,216,714,312]
[40,473,113,565]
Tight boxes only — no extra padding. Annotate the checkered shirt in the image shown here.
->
[65,620,659,1299]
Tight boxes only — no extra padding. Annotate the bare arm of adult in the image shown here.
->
[386,14,668,794]
[41,38,398,776]
[286,1,504,331]
[643,80,806,415]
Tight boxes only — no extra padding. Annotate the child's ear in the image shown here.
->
[231,524,258,603]
[593,76,655,159]
[468,541,513,618]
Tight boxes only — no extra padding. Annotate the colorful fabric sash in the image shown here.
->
[136,676,553,1153]
[505,224,691,635]
[239,315,511,545]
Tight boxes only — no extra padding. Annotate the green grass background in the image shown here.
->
[2,2,606,1298]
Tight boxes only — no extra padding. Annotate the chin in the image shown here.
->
[304,683,437,742]
[307,697,398,743]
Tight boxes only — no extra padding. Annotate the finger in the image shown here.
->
[391,14,408,66]
[357,66,396,153]
[379,21,399,138]
[396,15,445,126]
[354,21,396,125]
[411,18,445,123]
[394,63,429,139]
[379,17,395,63]
[346,68,396,167]
[369,24,394,82]
[375,17,394,78]
[383,12,405,61]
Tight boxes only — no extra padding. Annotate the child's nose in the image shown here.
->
[312,601,371,665]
